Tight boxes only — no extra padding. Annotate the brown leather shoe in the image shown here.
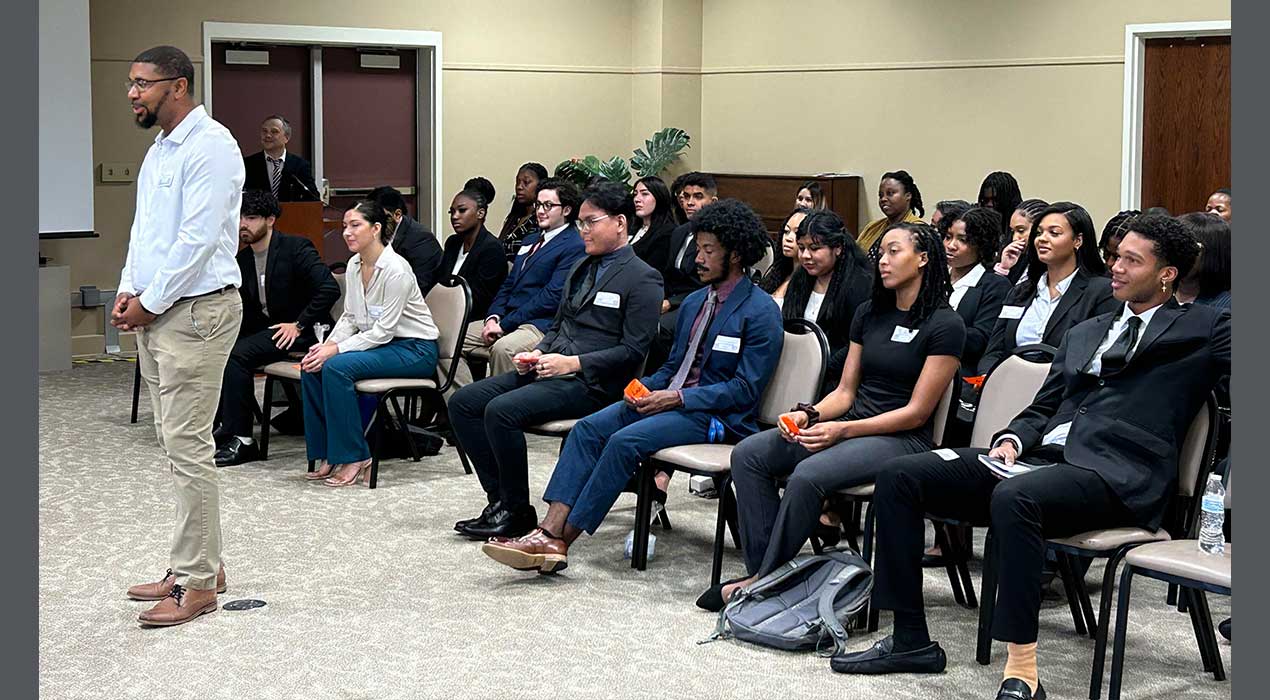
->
[127,565,227,601]
[138,584,218,627]
[481,528,569,573]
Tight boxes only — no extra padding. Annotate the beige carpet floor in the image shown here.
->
[39,362,1231,699]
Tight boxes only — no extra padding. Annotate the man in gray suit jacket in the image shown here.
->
[450,181,664,539]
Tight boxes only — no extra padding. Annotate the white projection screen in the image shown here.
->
[39,0,95,238]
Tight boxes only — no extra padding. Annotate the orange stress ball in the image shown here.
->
[624,379,651,401]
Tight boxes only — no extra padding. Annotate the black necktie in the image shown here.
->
[1099,316,1143,375]
[573,261,599,305]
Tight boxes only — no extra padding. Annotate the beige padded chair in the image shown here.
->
[1107,474,1231,699]
[260,276,473,488]
[630,319,830,583]
[751,243,776,279]
[1029,397,1217,699]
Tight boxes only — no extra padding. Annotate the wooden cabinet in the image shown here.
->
[710,173,864,240]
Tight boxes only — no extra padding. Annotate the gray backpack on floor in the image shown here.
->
[702,549,873,655]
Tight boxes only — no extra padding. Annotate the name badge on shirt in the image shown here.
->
[157,170,175,188]
[934,448,959,461]
[594,291,621,309]
[516,244,534,256]
[368,305,384,319]
[890,326,919,343]
[999,305,1025,320]
[712,335,741,353]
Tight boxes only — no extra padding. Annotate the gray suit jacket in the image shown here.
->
[537,245,664,397]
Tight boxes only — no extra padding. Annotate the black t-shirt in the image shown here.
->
[845,300,966,438]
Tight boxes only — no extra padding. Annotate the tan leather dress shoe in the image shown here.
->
[138,584,218,627]
[481,528,568,573]
[127,565,227,601]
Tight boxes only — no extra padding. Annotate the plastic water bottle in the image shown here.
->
[1197,473,1226,556]
[624,502,663,560]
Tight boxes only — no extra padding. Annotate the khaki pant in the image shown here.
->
[450,320,545,389]
[136,290,242,590]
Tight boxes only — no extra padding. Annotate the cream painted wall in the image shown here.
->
[699,0,1231,234]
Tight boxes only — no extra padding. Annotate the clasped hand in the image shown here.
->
[775,410,849,452]
[625,389,682,415]
[110,293,157,331]
[300,342,338,373]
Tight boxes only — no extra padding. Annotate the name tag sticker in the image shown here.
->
[999,305,1025,320]
[368,305,384,319]
[516,244,534,255]
[934,448,959,461]
[594,291,621,309]
[891,326,919,343]
[712,335,741,353]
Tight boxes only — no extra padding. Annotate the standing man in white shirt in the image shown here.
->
[111,45,246,627]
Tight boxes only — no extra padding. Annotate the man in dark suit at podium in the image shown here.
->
[214,190,340,466]
[242,115,319,202]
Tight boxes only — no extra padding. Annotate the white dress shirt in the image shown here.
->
[1013,269,1078,346]
[629,224,649,248]
[487,223,570,324]
[803,290,826,323]
[327,244,440,354]
[949,264,987,311]
[118,105,245,314]
[997,301,1160,451]
[451,247,470,275]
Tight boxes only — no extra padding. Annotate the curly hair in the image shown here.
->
[241,189,282,219]
[1020,201,1106,300]
[881,170,925,218]
[951,206,1003,269]
[782,211,871,331]
[1098,209,1141,259]
[691,198,770,269]
[1120,213,1200,292]
[869,222,951,325]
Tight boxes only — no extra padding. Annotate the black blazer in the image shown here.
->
[440,227,509,324]
[631,219,676,274]
[997,300,1231,530]
[661,222,705,309]
[236,231,340,338]
[978,268,1118,375]
[391,215,443,297]
[242,151,319,202]
[953,268,1013,376]
[537,245,664,398]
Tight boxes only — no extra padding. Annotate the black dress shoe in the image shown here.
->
[1219,617,1230,640]
[695,576,748,612]
[212,428,233,449]
[214,438,260,467]
[454,501,501,533]
[996,678,1045,700]
[459,505,538,540]
[922,553,949,567]
[830,635,947,674]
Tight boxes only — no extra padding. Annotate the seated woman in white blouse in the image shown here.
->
[299,200,441,487]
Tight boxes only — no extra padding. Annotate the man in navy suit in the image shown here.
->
[242,115,319,202]
[452,178,588,387]
[481,199,783,574]
[836,215,1230,700]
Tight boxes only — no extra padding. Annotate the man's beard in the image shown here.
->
[135,108,157,129]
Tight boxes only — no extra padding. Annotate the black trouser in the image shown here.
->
[215,327,313,437]
[872,447,1136,643]
[449,371,608,508]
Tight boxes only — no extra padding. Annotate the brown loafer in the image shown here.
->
[481,528,569,573]
[127,565,227,601]
[137,584,218,627]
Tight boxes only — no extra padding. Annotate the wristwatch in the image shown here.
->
[294,322,306,331]
[793,402,821,427]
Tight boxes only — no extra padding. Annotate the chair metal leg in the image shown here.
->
[1108,566,1136,700]
[131,360,143,424]
[1067,553,1099,638]
[368,398,386,489]
[710,478,731,587]
[1192,590,1226,681]
[631,463,654,571]
[935,525,968,607]
[1182,588,1215,672]
[259,376,274,460]
[1056,553,1090,637]
[657,503,672,530]
[1167,582,1179,607]
[1089,547,1130,700]
[863,502,880,632]
[720,477,741,549]
[976,530,998,665]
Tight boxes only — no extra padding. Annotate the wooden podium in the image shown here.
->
[277,201,326,252]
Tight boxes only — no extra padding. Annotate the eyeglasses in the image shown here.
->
[126,76,181,92]
[576,215,611,232]
[532,201,563,212]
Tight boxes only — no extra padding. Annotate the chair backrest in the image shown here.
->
[1177,397,1217,498]
[752,243,776,278]
[970,353,1053,448]
[330,272,348,324]
[425,275,472,391]
[931,379,957,448]
[756,319,829,425]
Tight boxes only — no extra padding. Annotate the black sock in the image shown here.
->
[892,610,931,652]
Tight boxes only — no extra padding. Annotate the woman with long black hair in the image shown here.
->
[758,208,809,302]
[629,176,678,272]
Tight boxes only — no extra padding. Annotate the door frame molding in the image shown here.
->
[203,22,444,233]
[1120,20,1230,211]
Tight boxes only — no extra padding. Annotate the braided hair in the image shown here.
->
[881,170,925,218]
[869,222,951,326]
[781,211,871,332]
[977,171,1023,246]
[1098,209,1141,263]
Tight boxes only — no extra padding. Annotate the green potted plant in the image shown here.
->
[555,127,691,191]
